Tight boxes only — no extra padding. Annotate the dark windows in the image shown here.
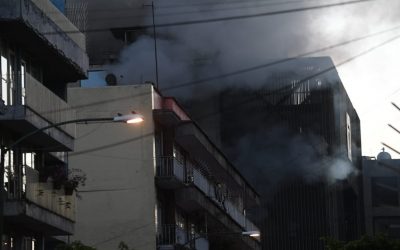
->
[372,177,399,207]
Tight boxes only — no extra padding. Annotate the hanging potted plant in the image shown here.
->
[64,168,86,196]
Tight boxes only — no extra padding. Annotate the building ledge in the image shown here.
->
[175,121,260,206]
[0,105,73,151]
[4,199,74,235]
[0,0,88,81]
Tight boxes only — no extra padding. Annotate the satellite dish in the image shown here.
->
[105,73,117,86]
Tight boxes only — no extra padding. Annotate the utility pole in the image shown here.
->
[144,2,159,88]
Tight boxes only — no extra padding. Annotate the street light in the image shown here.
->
[0,111,144,250]
[242,230,261,237]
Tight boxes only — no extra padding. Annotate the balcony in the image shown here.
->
[0,74,75,150]
[153,97,191,127]
[184,167,259,234]
[3,166,75,235]
[156,153,260,237]
[0,0,88,81]
[157,224,209,250]
[156,156,185,189]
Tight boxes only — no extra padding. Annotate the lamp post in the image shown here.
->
[0,112,143,250]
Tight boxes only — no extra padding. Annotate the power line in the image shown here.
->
[43,0,379,35]
[192,32,400,122]
[161,24,400,91]
[62,33,400,163]
[83,0,324,23]
[157,0,319,9]
[119,0,378,30]
[22,23,400,122]
[86,0,339,21]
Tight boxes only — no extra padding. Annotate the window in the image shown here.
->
[372,177,399,207]
[21,62,26,105]
[22,152,36,193]
[346,113,352,161]
[22,152,35,169]
[3,149,15,197]
[1,55,9,104]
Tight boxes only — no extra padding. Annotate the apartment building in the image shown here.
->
[363,152,400,238]
[0,0,88,249]
[68,84,261,250]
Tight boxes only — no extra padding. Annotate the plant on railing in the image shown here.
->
[49,167,86,195]
[64,168,87,196]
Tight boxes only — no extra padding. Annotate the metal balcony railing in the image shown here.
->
[157,224,188,246]
[190,168,260,234]
[156,156,185,182]
[155,154,260,233]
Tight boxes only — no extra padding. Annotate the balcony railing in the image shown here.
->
[5,166,75,221]
[190,168,256,231]
[25,74,75,136]
[156,154,260,233]
[156,156,185,182]
[157,224,188,246]
[25,181,75,221]
[156,224,209,249]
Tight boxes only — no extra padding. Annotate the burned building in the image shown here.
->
[181,57,364,249]
[363,151,400,238]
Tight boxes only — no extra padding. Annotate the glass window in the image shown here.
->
[372,177,399,207]
[1,55,8,104]
[23,152,35,169]
[21,63,25,105]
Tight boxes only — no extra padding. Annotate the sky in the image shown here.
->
[84,0,400,158]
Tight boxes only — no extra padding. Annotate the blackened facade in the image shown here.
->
[183,57,364,250]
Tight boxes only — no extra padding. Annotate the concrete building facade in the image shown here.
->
[0,0,88,249]
[363,153,400,238]
[181,57,364,250]
[68,84,261,250]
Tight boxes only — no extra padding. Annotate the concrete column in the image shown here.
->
[36,235,45,250]
[13,235,23,250]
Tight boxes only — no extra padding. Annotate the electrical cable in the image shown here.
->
[40,0,380,35]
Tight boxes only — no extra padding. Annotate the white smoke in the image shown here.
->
[106,0,400,96]
[97,0,397,188]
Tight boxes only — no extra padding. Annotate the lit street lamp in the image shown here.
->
[0,112,143,250]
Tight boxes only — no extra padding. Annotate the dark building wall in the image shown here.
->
[363,157,400,238]
[182,57,364,250]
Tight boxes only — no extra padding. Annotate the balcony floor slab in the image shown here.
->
[4,200,74,235]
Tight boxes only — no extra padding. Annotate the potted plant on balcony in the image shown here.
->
[64,168,87,196]
[50,165,67,190]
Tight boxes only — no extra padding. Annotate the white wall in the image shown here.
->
[68,84,157,250]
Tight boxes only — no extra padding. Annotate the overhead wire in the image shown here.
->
[41,0,380,35]
[15,23,400,127]
[49,31,400,176]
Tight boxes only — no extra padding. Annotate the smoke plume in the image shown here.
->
[98,0,398,190]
